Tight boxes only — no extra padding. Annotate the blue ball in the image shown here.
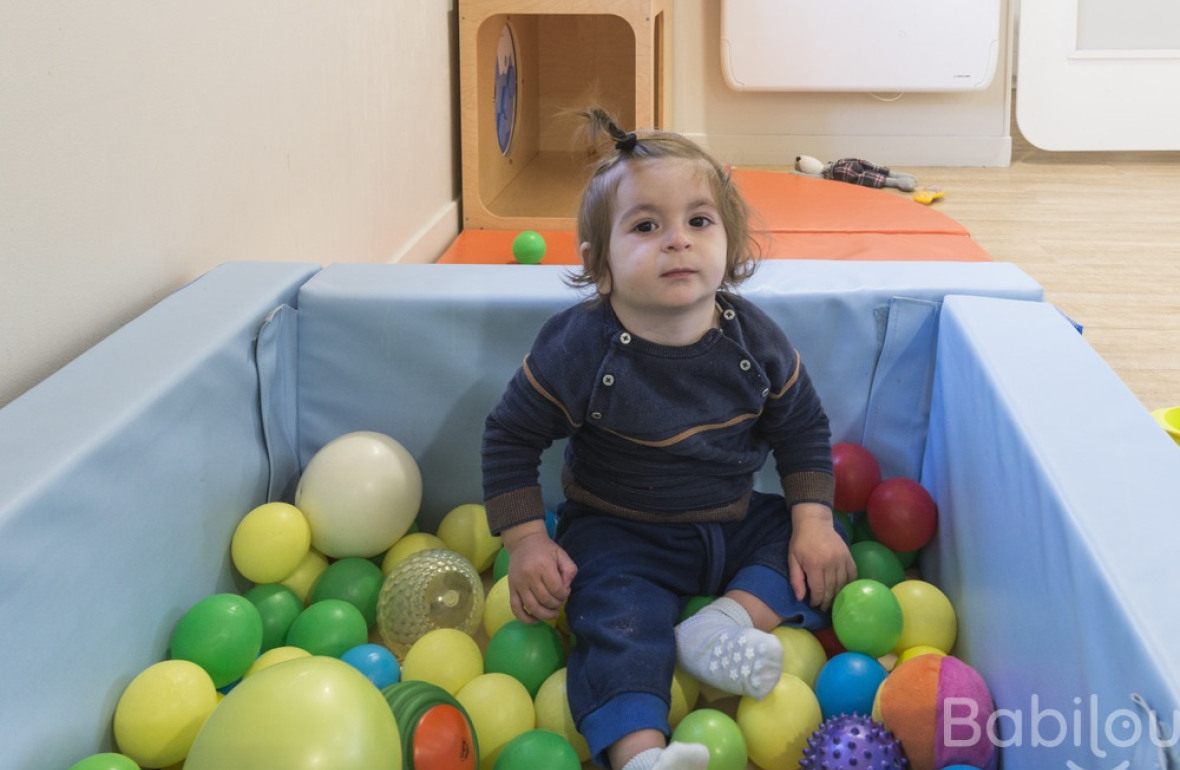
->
[814,651,887,719]
[341,642,401,689]
[544,508,558,538]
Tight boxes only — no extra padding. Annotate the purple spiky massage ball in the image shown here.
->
[800,713,909,770]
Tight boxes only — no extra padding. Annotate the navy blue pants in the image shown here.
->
[555,491,834,767]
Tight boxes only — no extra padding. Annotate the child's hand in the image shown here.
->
[501,520,578,623]
[788,504,857,611]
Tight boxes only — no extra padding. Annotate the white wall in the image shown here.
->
[0,2,459,407]
[667,0,1015,168]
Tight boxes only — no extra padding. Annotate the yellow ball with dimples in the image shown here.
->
[436,503,501,573]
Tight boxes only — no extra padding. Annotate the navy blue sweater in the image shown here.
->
[481,293,834,534]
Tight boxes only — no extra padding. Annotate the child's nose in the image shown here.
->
[663,224,692,251]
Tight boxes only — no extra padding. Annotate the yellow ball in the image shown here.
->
[436,503,502,573]
[897,644,948,664]
[382,532,447,575]
[401,628,483,695]
[667,666,701,728]
[736,674,821,770]
[456,672,536,770]
[484,575,515,638]
[534,668,591,762]
[891,579,957,654]
[771,626,828,688]
[113,660,219,768]
[280,548,329,602]
[244,646,312,678]
[185,656,401,770]
[231,502,312,583]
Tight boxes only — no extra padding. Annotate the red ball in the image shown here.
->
[866,478,938,552]
[832,443,881,513]
[813,625,847,660]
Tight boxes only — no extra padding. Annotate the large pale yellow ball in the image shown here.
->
[244,646,311,678]
[771,626,827,688]
[280,548,329,602]
[891,579,958,654]
[736,673,821,770]
[402,628,484,695]
[382,532,447,575]
[456,672,536,770]
[534,668,590,762]
[667,666,701,728]
[231,502,312,583]
[436,504,502,573]
[113,660,219,768]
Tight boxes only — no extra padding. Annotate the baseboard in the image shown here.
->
[389,199,461,264]
[689,133,1014,168]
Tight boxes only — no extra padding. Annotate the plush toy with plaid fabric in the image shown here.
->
[795,154,918,192]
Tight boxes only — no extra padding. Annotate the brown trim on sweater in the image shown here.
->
[768,349,801,400]
[562,467,751,524]
[599,411,762,448]
[485,484,546,535]
[781,470,835,509]
[522,356,582,429]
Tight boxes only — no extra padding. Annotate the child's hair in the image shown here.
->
[569,108,759,293]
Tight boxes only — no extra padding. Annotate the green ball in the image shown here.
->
[244,583,304,652]
[831,579,903,658]
[67,753,140,770]
[671,708,748,770]
[493,547,510,583]
[679,595,715,621]
[850,541,906,588]
[311,556,385,627]
[484,619,565,697]
[850,512,876,544]
[494,728,580,770]
[286,599,369,657]
[512,230,546,264]
[894,547,920,568]
[170,593,263,688]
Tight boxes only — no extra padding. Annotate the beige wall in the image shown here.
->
[0,2,460,407]
[667,0,1015,167]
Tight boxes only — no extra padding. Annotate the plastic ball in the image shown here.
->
[679,594,715,621]
[243,645,311,678]
[285,598,369,657]
[231,501,311,583]
[814,652,888,719]
[295,431,422,558]
[376,548,485,656]
[342,642,402,689]
[383,680,478,770]
[484,619,565,698]
[170,593,264,688]
[534,668,591,762]
[667,666,702,728]
[382,532,448,575]
[493,729,580,770]
[813,625,846,659]
[832,442,881,513]
[850,540,906,587]
[866,477,938,552]
[800,713,907,770]
[771,626,828,688]
[311,556,386,627]
[736,673,822,770]
[281,548,330,602]
[672,708,748,770]
[402,627,484,696]
[831,579,903,658]
[897,644,946,664]
[185,656,402,770]
[244,583,305,652]
[891,579,957,654]
[113,660,218,768]
[436,503,502,573]
[67,754,140,770]
[484,575,515,638]
[492,547,511,582]
[872,654,995,770]
[456,673,536,770]
[511,230,546,264]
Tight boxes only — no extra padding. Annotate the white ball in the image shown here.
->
[295,431,422,558]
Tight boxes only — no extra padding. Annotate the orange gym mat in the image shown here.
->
[437,169,992,264]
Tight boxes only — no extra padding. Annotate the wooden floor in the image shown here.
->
[902,130,1180,412]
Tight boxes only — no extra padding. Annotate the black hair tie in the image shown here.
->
[615,132,638,152]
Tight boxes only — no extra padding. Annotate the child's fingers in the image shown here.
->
[788,553,807,602]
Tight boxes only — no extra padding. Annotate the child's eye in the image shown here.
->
[634,220,658,233]
[689,215,713,228]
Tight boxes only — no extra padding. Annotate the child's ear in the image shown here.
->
[580,242,612,295]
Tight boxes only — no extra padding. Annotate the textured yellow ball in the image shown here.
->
[891,579,957,654]
[402,628,484,695]
[113,660,218,768]
[280,548,329,602]
[382,532,447,575]
[436,503,502,573]
[771,626,827,688]
[667,666,701,728]
[244,645,312,678]
[736,673,821,770]
[534,667,591,762]
[456,672,536,770]
[231,502,311,583]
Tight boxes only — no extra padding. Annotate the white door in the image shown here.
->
[1017,0,1180,150]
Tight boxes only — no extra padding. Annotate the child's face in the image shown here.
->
[598,158,728,323]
